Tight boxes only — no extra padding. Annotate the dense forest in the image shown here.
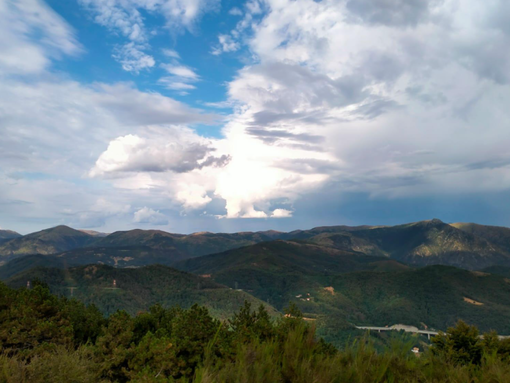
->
[2,281,510,382]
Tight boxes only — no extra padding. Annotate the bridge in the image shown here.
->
[355,325,438,339]
[355,324,510,340]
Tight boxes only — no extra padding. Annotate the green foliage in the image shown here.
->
[2,282,510,382]
[432,320,483,365]
[432,320,510,366]
[5,264,276,319]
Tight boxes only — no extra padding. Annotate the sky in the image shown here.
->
[2,0,510,235]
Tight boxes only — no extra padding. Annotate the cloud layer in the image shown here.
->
[3,0,510,232]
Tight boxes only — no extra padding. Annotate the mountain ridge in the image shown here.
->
[3,219,510,270]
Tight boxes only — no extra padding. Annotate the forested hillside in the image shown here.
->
[5,264,275,318]
[175,241,510,335]
[1,282,510,383]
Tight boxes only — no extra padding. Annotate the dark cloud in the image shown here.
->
[199,154,232,169]
[465,158,510,171]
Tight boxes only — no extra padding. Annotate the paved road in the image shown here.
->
[355,324,510,340]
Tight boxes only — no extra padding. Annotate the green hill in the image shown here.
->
[0,246,198,281]
[56,245,187,266]
[0,245,185,281]
[0,225,97,259]
[325,266,510,333]
[174,240,510,335]
[481,265,510,278]
[6,263,277,318]
[175,240,408,309]
[0,254,68,280]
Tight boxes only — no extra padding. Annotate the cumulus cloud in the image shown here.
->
[90,130,230,177]
[4,0,510,230]
[271,208,293,218]
[133,207,169,225]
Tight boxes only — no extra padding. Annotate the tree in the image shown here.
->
[431,320,482,365]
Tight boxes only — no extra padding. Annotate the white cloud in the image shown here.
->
[159,62,200,92]
[161,64,199,79]
[176,184,212,209]
[159,79,197,90]
[78,0,219,72]
[271,208,293,218]
[113,43,155,73]
[212,34,241,55]
[229,7,243,16]
[133,207,168,225]
[5,0,510,229]
[162,48,180,58]
[90,129,230,177]
[0,0,81,75]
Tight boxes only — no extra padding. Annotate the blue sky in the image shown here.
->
[2,0,510,234]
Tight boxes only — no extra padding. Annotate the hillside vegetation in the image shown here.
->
[175,241,510,336]
[1,282,510,383]
[5,264,275,318]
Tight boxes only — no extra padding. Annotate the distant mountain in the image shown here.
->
[4,219,510,270]
[280,225,378,241]
[0,246,191,280]
[6,264,276,318]
[307,219,510,269]
[0,230,21,244]
[93,228,285,258]
[79,229,108,237]
[451,222,510,251]
[0,225,97,259]
[56,246,187,266]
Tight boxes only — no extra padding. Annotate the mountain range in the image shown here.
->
[4,218,510,344]
[2,219,510,269]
